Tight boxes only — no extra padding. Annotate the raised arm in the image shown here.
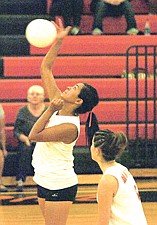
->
[40,19,71,101]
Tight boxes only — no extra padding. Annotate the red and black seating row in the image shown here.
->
[1,78,157,100]
[5,123,157,148]
[1,54,157,78]
[1,33,157,57]
[2,77,157,147]
[2,101,156,125]
[1,0,156,171]
[30,35,157,56]
[1,14,156,37]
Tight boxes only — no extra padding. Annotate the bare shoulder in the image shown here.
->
[99,174,117,187]
[98,174,118,196]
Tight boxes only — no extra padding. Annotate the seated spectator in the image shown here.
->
[14,85,47,192]
[0,104,8,192]
[49,0,83,35]
[91,0,139,35]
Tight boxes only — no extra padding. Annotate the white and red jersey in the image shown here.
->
[99,164,148,225]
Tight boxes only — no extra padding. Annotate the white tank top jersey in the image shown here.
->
[32,112,80,190]
[98,164,148,225]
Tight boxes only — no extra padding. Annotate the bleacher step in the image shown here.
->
[0,0,47,15]
[0,35,29,56]
[0,15,50,35]
[0,15,157,36]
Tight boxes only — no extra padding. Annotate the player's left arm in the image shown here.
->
[29,98,78,143]
[97,175,118,225]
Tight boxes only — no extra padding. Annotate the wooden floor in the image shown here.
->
[1,172,157,225]
[0,202,157,225]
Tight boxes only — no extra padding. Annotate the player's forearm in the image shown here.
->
[40,39,63,100]
[29,107,53,141]
[41,38,63,71]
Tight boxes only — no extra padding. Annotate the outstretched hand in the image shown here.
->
[52,18,72,40]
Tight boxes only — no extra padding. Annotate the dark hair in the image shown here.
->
[85,112,99,147]
[74,83,99,147]
[93,129,127,161]
[74,83,99,114]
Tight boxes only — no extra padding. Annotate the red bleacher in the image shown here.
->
[1,79,157,100]
[77,124,157,145]
[30,35,157,56]
[3,55,157,77]
[2,101,156,125]
[5,123,157,148]
[4,55,126,77]
[1,0,157,151]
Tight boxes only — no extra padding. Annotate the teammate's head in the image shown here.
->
[91,129,127,161]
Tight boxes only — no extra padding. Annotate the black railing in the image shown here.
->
[125,45,157,167]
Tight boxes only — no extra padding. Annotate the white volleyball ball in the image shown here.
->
[25,19,57,48]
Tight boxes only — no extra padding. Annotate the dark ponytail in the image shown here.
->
[85,112,99,147]
[74,83,99,147]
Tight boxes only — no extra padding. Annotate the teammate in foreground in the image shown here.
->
[91,129,148,225]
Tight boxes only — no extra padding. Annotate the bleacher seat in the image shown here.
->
[0,0,155,57]
[2,54,157,77]
[0,35,29,56]
[1,79,157,100]
[2,101,156,125]
[1,35,157,57]
[3,55,126,77]
[30,35,157,56]
[0,15,50,36]
[0,0,47,15]
[0,14,156,37]
[5,123,157,149]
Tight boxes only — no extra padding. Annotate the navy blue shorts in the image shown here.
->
[37,184,78,202]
